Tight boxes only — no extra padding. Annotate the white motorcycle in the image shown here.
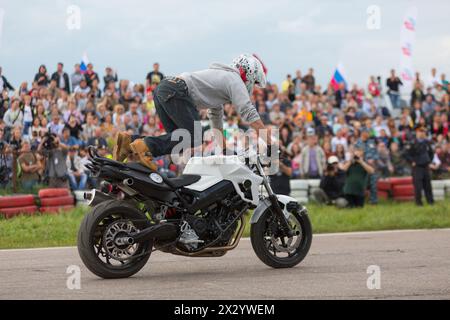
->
[78,147,312,279]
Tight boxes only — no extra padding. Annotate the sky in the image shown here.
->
[0,0,449,92]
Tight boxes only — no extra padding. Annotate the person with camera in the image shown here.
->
[386,69,403,109]
[341,144,375,208]
[0,126,13,187]
[269,151,293,196]
[18,140,42,191]
[38,131,69,188]
[312,155,347,207]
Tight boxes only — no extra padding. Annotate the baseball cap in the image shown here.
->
[306,127,316,136]
[328,155,339,164]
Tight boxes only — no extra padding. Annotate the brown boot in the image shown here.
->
[112,132,132,162]
[129,139,158,171]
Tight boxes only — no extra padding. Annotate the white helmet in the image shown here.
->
[231,53,267,94]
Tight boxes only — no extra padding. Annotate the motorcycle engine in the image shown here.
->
[181,201,240,251]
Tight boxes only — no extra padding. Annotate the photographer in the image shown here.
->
[341,145,375,208]
[269,152,293,196]
[312,156,347,207]
[0,127,13,187]
[18,140,42,191]
[38,131,69,188]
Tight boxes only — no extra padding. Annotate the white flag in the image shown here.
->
[399,6,418,94]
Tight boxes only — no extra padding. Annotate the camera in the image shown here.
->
[353,155,360,162]
[42,131,57,150]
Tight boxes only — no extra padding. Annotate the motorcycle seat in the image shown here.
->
[125,162,201,189]
[165,174,201,189]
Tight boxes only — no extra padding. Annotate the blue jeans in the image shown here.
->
[142,78,201,157]
[21,179,38,191]
[368,173,378,204]
[68,173,87,190]
[388,92,400,109]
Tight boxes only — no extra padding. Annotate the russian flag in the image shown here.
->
[330,63,347,91]
[80,52,89,74]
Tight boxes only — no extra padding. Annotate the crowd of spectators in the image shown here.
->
[0,62,449,207]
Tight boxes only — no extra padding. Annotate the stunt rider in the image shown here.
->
[113,54,270,170]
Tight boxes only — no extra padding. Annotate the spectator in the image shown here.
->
[66,146,87,190]
[269,102,285,127]
[316,115,333,139]
[390,141,410,176]
[87,127,108,149]
[51,62,70,93]
[299,128,326,178]
[386,69,402,108]
[376,142,394,178]
[103,67,118,91]
[71,63,85,92]
[269,152,293,196]
[342,145,375,208]
[85,63,100,88]
[368,76,381,100]
[22,95,34,137]
[47,113,65,137]
[281,74,293,94]
[3,99,23,129]
[293,70,303,96]
[302,68,315,92]
[38,133,68,187]
[331,128,348,152]
[18,140,42,190]
[313,156,347,207]
[81,112,98,141]
[411,82,425,106]
[34,65,50,87]
[358,128,380,204]
[426,67,439,89]
[60,127,79,147]
[146,62,164,89]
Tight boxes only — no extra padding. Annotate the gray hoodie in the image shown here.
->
[180,63,260,130]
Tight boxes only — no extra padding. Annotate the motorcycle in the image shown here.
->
[78,147,312,279]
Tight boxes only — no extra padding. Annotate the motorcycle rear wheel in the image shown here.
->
[77,200,153,279]
[250,205,312,268]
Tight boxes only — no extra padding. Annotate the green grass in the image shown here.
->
[1,200,449,249]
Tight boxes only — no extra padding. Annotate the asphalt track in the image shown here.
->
[0,229,449,300]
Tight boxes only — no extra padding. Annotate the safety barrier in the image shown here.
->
[0,188,75,218]
[289,177,449,204]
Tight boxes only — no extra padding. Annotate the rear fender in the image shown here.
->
[250,195,303,224]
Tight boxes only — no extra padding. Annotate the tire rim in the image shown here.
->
[264,211,303,258]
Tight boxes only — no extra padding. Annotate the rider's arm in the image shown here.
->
[207,108,227,151]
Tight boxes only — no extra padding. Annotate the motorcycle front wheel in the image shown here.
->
[250,205,312,268]
[77,200,153,279]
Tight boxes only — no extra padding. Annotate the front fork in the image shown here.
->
[257,158,294,238]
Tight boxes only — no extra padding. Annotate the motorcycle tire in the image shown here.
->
[77,200,153,279]
[250,205,312,269]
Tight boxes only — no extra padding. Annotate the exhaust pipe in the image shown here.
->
[130,223,178,244]
[84,189,114,207]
